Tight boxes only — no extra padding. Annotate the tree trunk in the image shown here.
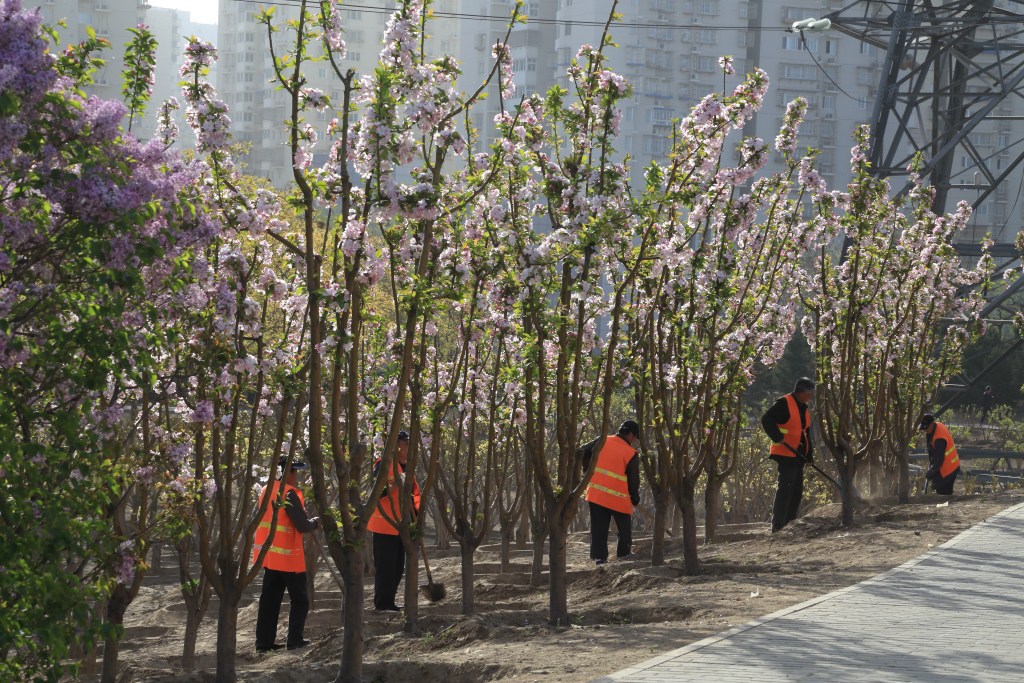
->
[650,491,668,567]
[897,444,911,504]
[704,476,722,544]
[460,542,475,615]
[679,477,701,576]
[100,585,132,683]
[530,523,545,587]
[182,603,202,671]
[215,589,239,683]
[841,457,857,527]
[500,523,513,573]
[547,518,570,626]
[402,540,420,633]
[337,545,365,683]
[433,501,450,550]
[671,500,682,537]
[516,490,530,548]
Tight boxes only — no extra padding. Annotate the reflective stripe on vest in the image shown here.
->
[770,394,811,458]
[932,422,960,478]
[252,481,306,573]
[585,435,636,515]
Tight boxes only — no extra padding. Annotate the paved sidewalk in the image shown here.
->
[597,502,1024,682]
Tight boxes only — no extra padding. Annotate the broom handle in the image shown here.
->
[419,538,435,584]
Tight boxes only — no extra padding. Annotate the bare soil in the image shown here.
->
[108,489,1023,683]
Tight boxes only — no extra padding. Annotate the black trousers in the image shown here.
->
[589,501,632,562]
[932,468,959,495]
[255,568,309,648]
[372,532,405,609]
[771,457,805,531]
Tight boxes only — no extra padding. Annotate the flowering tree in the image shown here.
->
[496,6,653,624]
[258,0,518,674]
[801,127,989,525]
[166,37,309,682]
[631,75,826,571]
[0,4,214,679]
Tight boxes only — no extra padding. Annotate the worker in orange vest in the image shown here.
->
[253,456,320,652]
[919,414,961,495]
[762,377,815,532]
[367,430,421,611]
[583,419,642,565]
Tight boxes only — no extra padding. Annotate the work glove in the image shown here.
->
[310,517,320,529]
[925,468,936,481]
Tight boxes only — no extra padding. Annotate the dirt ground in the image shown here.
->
[108,489,1023,683]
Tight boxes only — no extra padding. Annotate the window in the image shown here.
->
[349,30,365,42]
[857,96,868,110]
[739,2,748,19]
[782,35,801,51]
[627,46,644,65]
[564,22,572,36]
[856,67,874,85]
[782,64,815,80]
[737,32,748,48]
[784,7,816,21]
[697,29,718,44]
[822,94,834,109]
[824,39,837,55]
[971,133,993,146]
[651,107,674,123]
[859,42,878,57]
[345,9,362,19]
[696,0,716,14]
[698,56,716,72]
[643,135,671,156]
[523,2,539,17]
[349,51,361,62]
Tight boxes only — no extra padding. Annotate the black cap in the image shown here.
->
[617,419,641,438]
[397,430,410,442]
[278,456,308,471]
[918,414,935,431]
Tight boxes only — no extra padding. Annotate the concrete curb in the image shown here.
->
[593,501,1024,682]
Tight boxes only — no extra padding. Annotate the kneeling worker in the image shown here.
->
[919,414,960,495]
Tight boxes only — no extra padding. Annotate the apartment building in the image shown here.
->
[29,0,150,134]
[216,0,462,186]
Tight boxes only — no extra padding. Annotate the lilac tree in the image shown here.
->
[0,4,216,679]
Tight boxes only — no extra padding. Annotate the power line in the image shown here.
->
[223,0,793,32]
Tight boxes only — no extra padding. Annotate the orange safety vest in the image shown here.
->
[930,421,960,478]
[585,435,636,515]
[367,458,421,535]
[252,480,307,573]
[769,394,811,458]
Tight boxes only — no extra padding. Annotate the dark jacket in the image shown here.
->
[580,436,641,506]
[761,394,814,462]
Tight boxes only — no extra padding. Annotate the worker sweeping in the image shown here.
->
[919,414,961,495]
[367,430,421,611]
[762,378,815,532]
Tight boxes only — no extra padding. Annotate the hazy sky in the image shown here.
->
[150,0,219,26]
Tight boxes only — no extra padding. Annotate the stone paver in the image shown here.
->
[596,502,1024,682]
